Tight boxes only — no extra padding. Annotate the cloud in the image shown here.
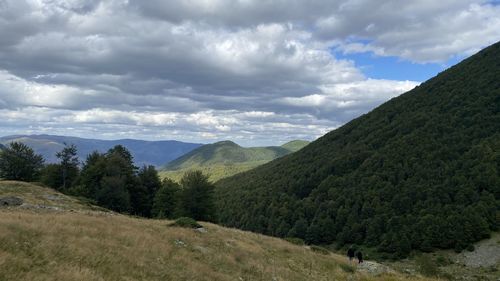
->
[0,0,498,145]
[321,1,500,62]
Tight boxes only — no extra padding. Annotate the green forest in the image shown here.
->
[215,41,500,258]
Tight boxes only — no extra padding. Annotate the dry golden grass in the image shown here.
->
[0,180,101,211]
[0,181,440,281]
[0,211,440,281]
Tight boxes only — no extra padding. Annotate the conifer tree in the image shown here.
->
[177,170,215,221]
[0,142,44,181]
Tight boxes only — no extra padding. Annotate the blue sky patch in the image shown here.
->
[334,50,463,82]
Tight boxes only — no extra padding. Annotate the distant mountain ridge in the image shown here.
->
[0,134,203,167]
[161,140,309,182]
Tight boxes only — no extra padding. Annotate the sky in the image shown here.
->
[0,0,499,146]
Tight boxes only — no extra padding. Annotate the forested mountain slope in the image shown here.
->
[216,41,500,258]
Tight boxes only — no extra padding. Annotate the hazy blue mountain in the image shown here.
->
[0,134,202,167]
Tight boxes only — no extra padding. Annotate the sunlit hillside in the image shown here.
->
[160,140,309,182]
[0,181,436,281]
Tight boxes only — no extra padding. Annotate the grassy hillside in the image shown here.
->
[0,181,100,211]
[160,140,309,182]
[0,134,202,167]
[0,181,436,281]
[216,41,500,257]
[281,140,310,152]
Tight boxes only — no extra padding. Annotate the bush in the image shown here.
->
[171,217,202,228]
[466,244,475,252]
[435,255,452,266]
[310,245,329,255]
[285,237,305,245]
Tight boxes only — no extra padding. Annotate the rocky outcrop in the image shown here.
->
[456,236,500,268]
[356,261,396,276]
[0,196,23,207]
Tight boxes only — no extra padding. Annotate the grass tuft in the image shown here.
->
[170,217,202,228]
[310,245,330,255]
[284,237,305,245]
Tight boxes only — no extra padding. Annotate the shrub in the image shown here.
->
[435,255,452,266]
[466,244,475,252]
[285,237,305,245]
[171,217,202,228]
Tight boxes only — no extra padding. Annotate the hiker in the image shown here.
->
[356,251,363,264]
[347,246,355,263]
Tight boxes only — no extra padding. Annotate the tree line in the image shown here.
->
[0,142,215,221]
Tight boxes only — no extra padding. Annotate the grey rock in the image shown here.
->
[194,227,208,233]
[0,196,23,207]
[356,261,395,276]
[174,239,187,247]
[456,238,500,268]
[193,245,210,254]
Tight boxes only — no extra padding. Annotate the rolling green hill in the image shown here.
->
[0,180,437,281]
[160,140,309,182]
[281,140,310,152]
[215,41,500,258]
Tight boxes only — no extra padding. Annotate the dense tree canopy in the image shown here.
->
[215,41,500,258]
[75,146,140,213]
[152,178,180,219]
[71,146,214,219]
[0,142,45,181]
[178,170,216,222]
[137,165,162,217]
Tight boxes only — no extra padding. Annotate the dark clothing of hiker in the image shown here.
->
[347,248,355,261]
[356,251,363,263]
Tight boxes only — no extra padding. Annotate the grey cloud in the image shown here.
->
[0,0,498,144]
[128,0,337,27]
[320,1,500,62]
